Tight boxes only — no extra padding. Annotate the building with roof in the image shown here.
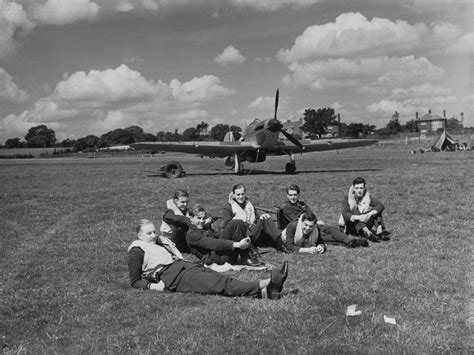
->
[416,110,447,134]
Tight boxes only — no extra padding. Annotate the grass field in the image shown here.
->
[1,146,473,353]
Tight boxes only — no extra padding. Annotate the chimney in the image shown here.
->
[428,109,431,114]
[416,112,418,119]
[443,110,446,118]
[460,112,464,121]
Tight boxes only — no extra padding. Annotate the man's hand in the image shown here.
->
[233,237,251,249]
[149,281,165,291]
[301,246,318,254]
[315,245,325,254]
[204,217,214,226]
[259,213,271,220]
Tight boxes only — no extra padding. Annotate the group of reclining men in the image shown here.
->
[128,177,390,300]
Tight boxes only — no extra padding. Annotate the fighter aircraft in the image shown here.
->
[131,90,377,177]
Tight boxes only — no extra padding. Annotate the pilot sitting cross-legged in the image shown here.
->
[221,184,289,262]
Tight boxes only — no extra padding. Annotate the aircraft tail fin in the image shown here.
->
[223,131,235,142]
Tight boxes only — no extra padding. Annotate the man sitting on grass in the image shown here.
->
[281,184,368,248]
[185,205,260,266]
[281,212,326,254]
[128,219,288,299]
[339,177,390,242]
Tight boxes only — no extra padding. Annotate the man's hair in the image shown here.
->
[232,184,246,193]
[136,219,153,234]
[301,212,316,222]
[352,177,366,186]
[173,190,189,200]
[188,204,206,217]
[286,184,300,194]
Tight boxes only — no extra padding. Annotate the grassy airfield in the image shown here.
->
[1,146,473,353]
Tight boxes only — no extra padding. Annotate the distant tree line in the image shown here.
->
[2,109,466,151]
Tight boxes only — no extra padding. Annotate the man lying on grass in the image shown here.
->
[185,205,258,266]
[281,184,368,248]
[281,212,327,254]
[339,177,390,243]
[128,219,289,299]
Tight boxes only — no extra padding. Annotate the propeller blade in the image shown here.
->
[274,89,279,120]
[280,128,303,149]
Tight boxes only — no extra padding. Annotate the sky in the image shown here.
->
[0,0,473,144]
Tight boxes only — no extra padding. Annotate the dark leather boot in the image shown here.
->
[239,251,264,266]
[248,244,264,265]
[276,235,290,253]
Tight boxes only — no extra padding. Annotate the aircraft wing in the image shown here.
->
[130,141,260,157]
[274,138,378,154]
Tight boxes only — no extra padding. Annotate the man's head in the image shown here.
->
[136,219,157,243]
[232,184,246,204]
[300,212,316,235]
[173,190,189,211]
[286,184,300,204]
[352,177,366,199]
[189,205,207,229]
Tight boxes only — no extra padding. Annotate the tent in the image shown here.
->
[431,130,458,151]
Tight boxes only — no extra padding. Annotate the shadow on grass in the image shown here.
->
[143,168,383,178]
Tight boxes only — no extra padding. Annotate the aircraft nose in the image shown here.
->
[268,119,282,132]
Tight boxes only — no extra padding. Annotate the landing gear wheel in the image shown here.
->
[162,161,184,178]
[285,162,296,174]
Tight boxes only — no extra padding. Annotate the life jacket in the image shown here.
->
[281,215,320,247]
[160,199,190,235]
[230,198,256,225]
[338,186,372,227]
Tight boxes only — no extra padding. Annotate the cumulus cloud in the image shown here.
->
[141,0,159,11]
[278,12,425,63]
[170,75,235,102]
[0,0,35,58]
[431,22,462,40]
[446,32,474,54]
[33,0,100,25]
[213,46,246,65]
[367,95,457,117]
[53,64,162,105]
[116,0,134,12]
[283,56,443,91]
[0,65,236,141]
[90,110,137,132]
[0,68,28,102]
[248,96,274,111]
[231,0,320,11]
[389,83,452,100]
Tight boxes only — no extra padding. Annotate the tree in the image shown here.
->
[230,125,242,140]
[5,137,25,148]
[385,111,402,134]
[346,123,376,138]
[25,125,56,147]
[73,135,99,152]
[403,119,418,133]
[301,108,338,135]
[446,117,463,130]
[196,121,209,138]
[182,127,199,141]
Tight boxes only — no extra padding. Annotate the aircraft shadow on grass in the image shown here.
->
[143,167,382,178]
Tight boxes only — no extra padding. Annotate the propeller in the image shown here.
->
[269,89,303,149]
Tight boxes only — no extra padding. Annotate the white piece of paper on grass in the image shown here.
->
[384,315,397,325]
[346,304,361,316]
